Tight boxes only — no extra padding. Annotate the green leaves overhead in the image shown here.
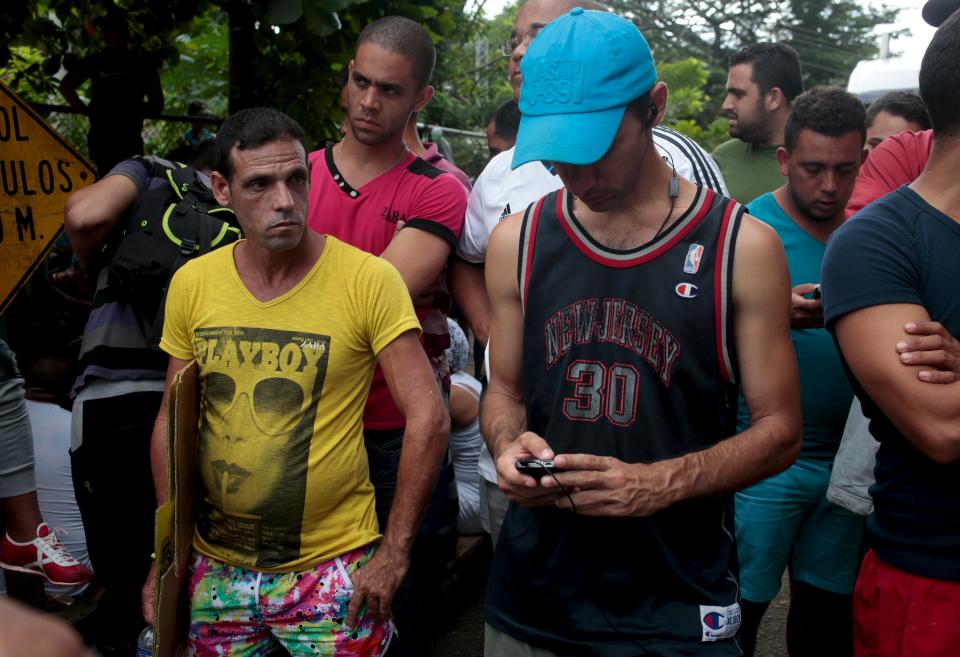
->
[6,0,896,170]
[267,0,304,25]
[613,0,900,88]
[302,3,343,37]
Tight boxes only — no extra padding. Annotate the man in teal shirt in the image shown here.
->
[736,86,867,657]
[713,43,803,204]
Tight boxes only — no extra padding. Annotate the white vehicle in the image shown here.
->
[847,8,936,104]
[846,54,921,104]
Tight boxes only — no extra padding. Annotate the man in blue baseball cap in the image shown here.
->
[481,8,802,655]
[452,0,728,555]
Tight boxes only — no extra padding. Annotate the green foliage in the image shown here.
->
[1,2,208,156]
[420,1,520,177]
[0,45,55,101]
[213,0,472,148]
[2,0,485,155]
[780,0,901,87]
[426,1,517,131]
[17,0,883,165]
[0,3,32,66]
[163,10,229,116]
[660,58,709,121]
[658,57,729,151]
[617,0,777,72]
[1,0,209,104]
[615,0,900,117]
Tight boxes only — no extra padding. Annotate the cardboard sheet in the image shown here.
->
[153,359,199,657]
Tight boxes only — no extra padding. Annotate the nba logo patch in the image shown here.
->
[683,244,704,274]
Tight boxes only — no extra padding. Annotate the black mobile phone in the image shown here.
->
[515,458,566,480]
[812,285,822,300]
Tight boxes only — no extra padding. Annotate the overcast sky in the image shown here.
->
[874,0,937,57]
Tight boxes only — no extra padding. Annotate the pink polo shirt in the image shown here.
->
[308,146,467,429]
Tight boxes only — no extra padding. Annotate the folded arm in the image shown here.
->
[836,305,960,464]
[897,320,960,384]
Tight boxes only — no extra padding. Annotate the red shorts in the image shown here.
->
[854,549,960,657]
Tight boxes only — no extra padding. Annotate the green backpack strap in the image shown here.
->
[146,167,240,343]
[163,166,239,255]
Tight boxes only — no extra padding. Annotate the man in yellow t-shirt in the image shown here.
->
[140,107,449,657]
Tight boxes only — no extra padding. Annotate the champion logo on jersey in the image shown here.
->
[700,603,741,642]
[703,611,725,630]
[675,282,698,298]
[498,203,512,222]
[683,243,704,274]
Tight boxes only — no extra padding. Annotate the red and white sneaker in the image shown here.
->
[0,522,94,585]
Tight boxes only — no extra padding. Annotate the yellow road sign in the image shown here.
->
[0,80,95,316]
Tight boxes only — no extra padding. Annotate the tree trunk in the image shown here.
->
[228,0,258,113]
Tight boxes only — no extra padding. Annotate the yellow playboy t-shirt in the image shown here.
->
[160,237,420,571]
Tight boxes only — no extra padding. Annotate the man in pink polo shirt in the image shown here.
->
[306,15,467,657]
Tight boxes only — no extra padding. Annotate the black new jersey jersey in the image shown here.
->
[487,186,747,656]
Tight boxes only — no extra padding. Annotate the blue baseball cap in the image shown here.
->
[512,8,657,170]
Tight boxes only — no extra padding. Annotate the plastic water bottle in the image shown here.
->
[137,625,154,657]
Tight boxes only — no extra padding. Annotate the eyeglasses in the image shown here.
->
[500,26,542,58]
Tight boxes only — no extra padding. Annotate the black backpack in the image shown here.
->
[105,160,241,343]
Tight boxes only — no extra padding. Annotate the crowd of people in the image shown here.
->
[2,1,960,656]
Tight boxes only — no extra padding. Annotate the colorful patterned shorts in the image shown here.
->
[187,546,394,656]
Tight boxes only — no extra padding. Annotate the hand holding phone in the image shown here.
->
[791,283,824,328]
[515,458,567,480]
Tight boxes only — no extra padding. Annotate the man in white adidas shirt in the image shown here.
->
[449,0,728,543]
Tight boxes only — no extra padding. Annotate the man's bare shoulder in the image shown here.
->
[486,211,525,298]
[489,210,525,249]
[736,211,783,258]
[731,211,790,305]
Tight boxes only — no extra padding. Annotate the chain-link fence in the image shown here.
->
[420,125,489,183]
[28,105,91,158]
[29,104,489,182]
[28,103,221,166]
[142,115,220,157]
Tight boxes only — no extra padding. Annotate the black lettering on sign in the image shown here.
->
[18,162,35,196]
[0,107,30,142]
[15,206,35,241]
[13,107,28,141]
[0,161,16,195]
[0,160,75,197]
[57,160,73,193]
[38,160,54,194]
